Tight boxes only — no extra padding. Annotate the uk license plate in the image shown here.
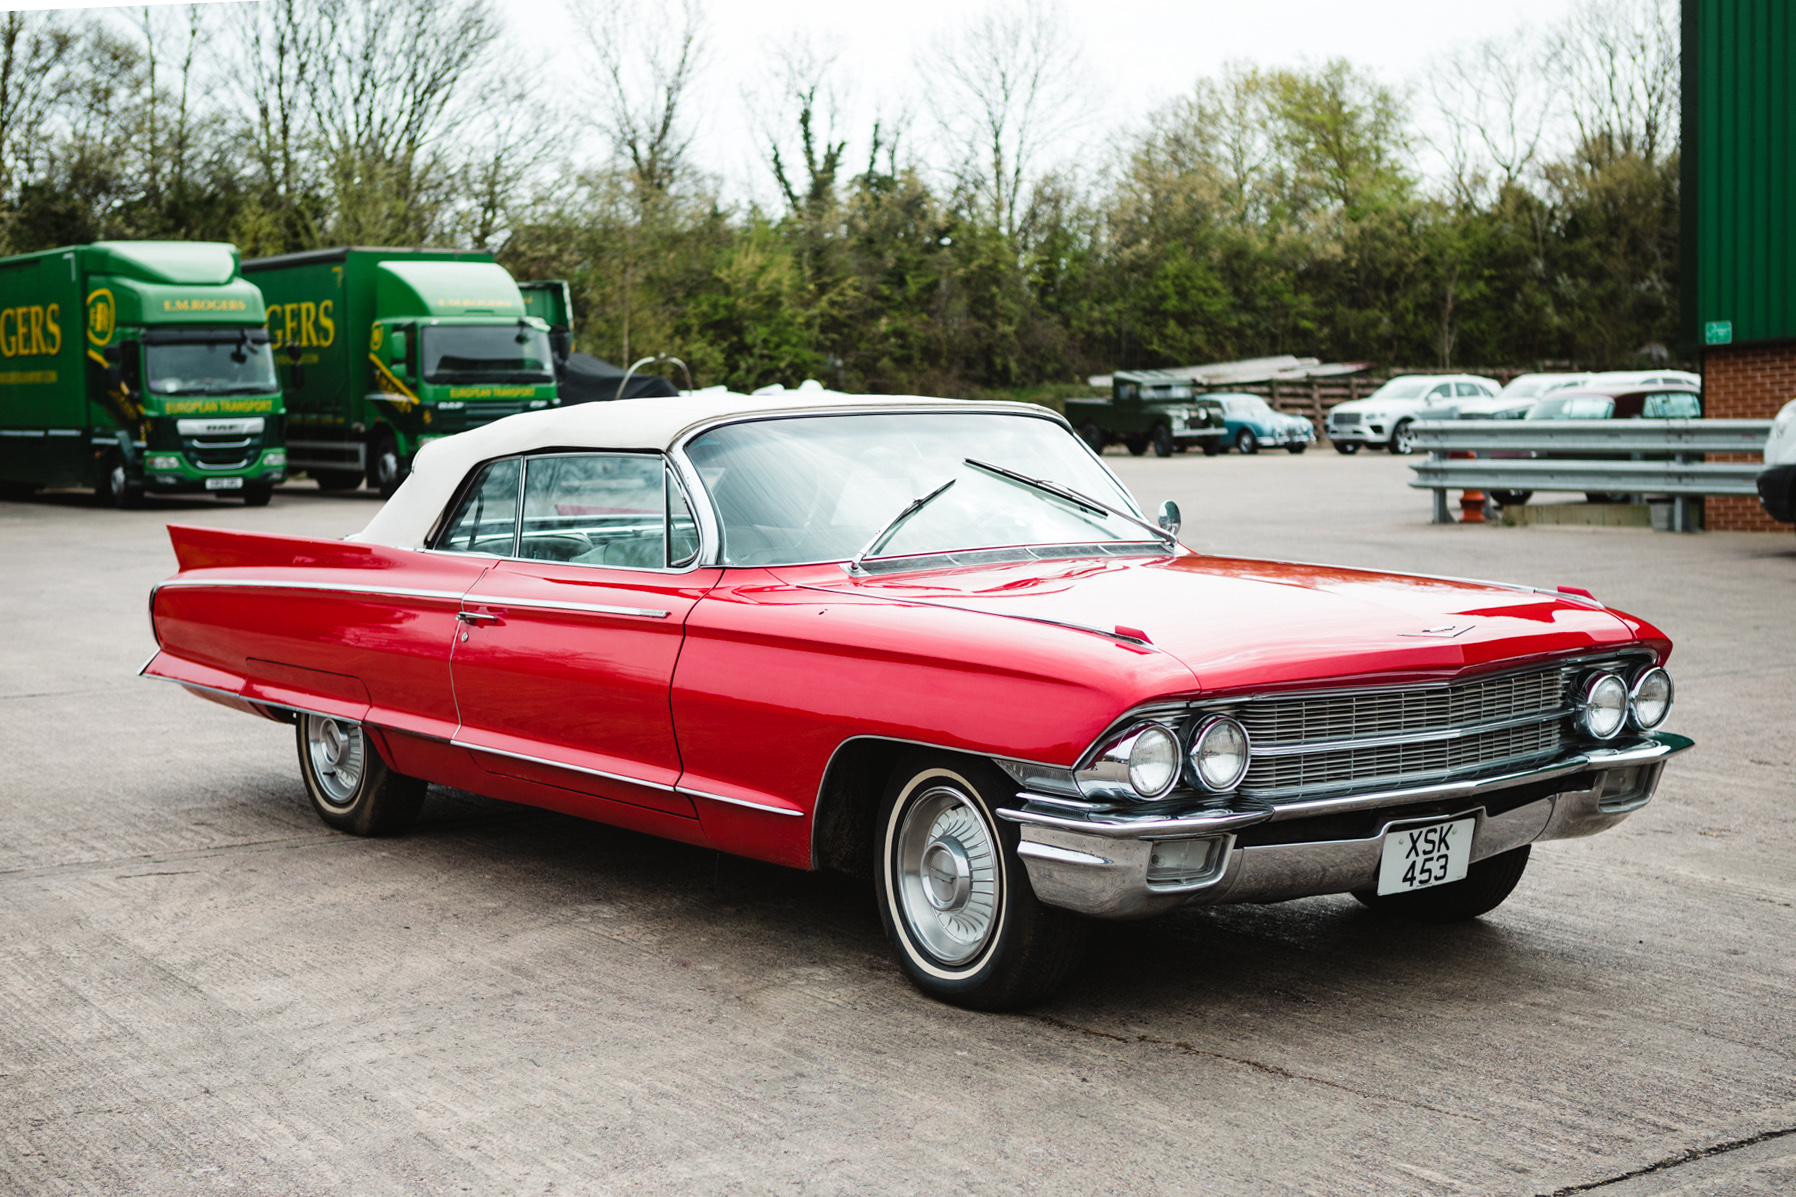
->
[205,476,242,490]
[1376,817,1474,895]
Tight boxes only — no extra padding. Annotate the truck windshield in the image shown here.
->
[421,324,554,384]
[145,339,278,396]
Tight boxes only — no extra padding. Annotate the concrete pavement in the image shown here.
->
[2,449,1791,1195]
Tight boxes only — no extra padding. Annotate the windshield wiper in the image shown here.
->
[963,458,1177,549]
[847,478,957,574]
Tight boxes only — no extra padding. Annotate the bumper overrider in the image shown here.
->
[998,732,1692,918]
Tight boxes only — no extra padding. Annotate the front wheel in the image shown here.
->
[242,483,274,507]
[1079,422,1106,455]
[297,714,426,836]
[370,431,405,499]
[1123,435,1148,457]
[1201,439,1222,456]
[1334,441,1360,455]
[1235,428,1259,455]
[1352,845,1531,923]
[1151,423,1174,457]
[314,469,362,492]
[875,753,1087,1009]
[1390,420,1416,455]
[99,455,144,509]
[1490,490,1533,507]
[1286,443,1306,454]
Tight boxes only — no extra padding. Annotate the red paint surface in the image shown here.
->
[148,529,1672,872]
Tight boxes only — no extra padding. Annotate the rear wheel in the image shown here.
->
[1123,435,1148,457]
[1490,490,1533,507]
[314,469,362,492]
[875,752,1087,1009]
[297,715,426,836]
[1334,441,1360,455]
[1352,845,1531,923]
[1079,422,1106,455]
[1235,428,1259,455]
[1151,423,1174,457]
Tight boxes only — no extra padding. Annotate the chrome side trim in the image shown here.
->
[999,799,1275,837]
[451,738,802,815]
[674,785,805,817]
[464,593,671,620]
[156,577,471,603]
[450,738,680,792]
[1016,840,1113,867]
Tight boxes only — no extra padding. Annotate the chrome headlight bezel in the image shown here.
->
[1075,721,1182,801]
[1628,666,1673,730]
[1189,714,1251,793]
[1577,672,1629,740]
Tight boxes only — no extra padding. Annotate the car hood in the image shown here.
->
[783,551,1649,696]
[1329,397,1421,416]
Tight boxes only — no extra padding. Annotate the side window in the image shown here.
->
[1643,392,1701,418]
[520,453,696,569]
[435,458,520,554]
[1455,382,1482,397]
[1566,397,1615,419]
[1429,383,1452,398]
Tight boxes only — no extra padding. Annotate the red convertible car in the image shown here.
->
[144,392,1690,1008]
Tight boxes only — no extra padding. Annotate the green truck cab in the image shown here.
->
[243,248,558,496]
[1065,369,1226,457]
[0,241,286,507]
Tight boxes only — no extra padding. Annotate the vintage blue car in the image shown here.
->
[1205,393,1318,455]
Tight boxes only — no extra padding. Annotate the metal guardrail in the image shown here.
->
[1406,419,1773,531]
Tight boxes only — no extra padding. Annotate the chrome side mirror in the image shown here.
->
[1157,500,1181,537]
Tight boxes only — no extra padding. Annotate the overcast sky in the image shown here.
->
[32,0,1591,201]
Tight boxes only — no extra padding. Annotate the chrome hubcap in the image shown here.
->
[306,715,364,807]
[895,784,999,966]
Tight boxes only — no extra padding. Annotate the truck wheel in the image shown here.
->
[0,481,36,501]
[1352,845,1531,923]
[370,431,405,498]
[1334,441,1360,455]
[98,456,144,510]
[314,469,362,492]
[242,483,274,507]
[874,752,1087,1010]
[1079,422,1106,454]
[1235,428,1259,455]
[1124,436,1148,456]
[1202,439,1222,456]
[1151,424,1174,457]
[297,715,426,836]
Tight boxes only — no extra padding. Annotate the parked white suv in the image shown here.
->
[1756,398,1796,528]
[1326,374,1502,454]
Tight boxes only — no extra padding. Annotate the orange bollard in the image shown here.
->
[1448,450,1485,523]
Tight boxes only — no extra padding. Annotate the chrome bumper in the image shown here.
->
[998,732,1692,919]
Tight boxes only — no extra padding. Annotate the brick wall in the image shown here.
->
[1703,342,1796,532]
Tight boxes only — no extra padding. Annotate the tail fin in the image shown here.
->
[165,524,388,573]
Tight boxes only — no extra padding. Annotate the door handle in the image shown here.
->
[456,609,503,626]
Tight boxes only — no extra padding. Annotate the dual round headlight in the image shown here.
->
[1190,715,1250,792]
[1578,667,1674,739]
[1083,715,1252,799]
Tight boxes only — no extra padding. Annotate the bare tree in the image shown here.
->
[1428,30,1555,204]
[233,0,323,246]
[749,36,849,219]
[0,12,80,206]
[571,0,705,203]
[1548,0,1678,166]
[917,0,1091,240]
[455,70,561,250]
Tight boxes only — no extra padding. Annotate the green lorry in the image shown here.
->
[0,241,286,506]
[1064,369,1227,458]
[243,248,558,496]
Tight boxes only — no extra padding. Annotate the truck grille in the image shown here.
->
[463,402,529,421]
[1231,664,1574,800]
[186,436,256,470]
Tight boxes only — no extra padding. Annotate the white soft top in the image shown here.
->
[351,387,1058,549]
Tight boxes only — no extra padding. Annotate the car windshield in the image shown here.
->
[1500,378,1549,398]
[145,338,278,395]
[421,324,554,383]
[684,412,1148,567]
[1370,381,1428,400]
[1227,396,1271,417]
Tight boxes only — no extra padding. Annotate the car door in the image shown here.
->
[449,450,719,816]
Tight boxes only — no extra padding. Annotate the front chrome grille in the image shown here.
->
[1228,663,1577,800]
[1330,412,1360,425]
